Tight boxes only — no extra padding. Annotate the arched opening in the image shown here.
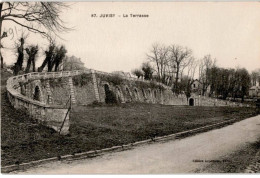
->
[154,90,157,99]
[116,86,124,103]
[189,98,194,106]
[125,87,132,102]
[142,89,146,99]
[104,84,117,104]
[147,89,151,99]
[104,84,110,101]
[33,86,41,101]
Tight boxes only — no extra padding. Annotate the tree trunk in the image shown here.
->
[0,3,3,69]
[32,59,36,72]
[174,63,180,93]
[25,58,32,73]
[14,39,24,75]
[48,60,55,72]
[38,57,48,72]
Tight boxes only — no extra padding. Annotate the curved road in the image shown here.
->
[15,115,260,174]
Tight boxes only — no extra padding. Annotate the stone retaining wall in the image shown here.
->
[6,69,176,135]
[5,71,83,135]
[6,69,246,136]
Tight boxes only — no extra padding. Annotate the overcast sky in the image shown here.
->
[2,2,260,75]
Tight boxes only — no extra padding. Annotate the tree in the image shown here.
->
[235,68,250,102]
[147,43,169,84]
[38,43,55,72]
[25,45,38,73]
[250,69,260,86]
[186,57,198,80]
[199,55,216,95]
[53,45,67,72]
[43,44,67,72]
[206,66,250,101]
[178,75,192,99]
[0,2,71,68]
[12,37,25,75]
[141,62,153,80]
[131,68,143,79]
[168,45,192,94]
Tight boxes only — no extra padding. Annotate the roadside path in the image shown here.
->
[15,115,260,174]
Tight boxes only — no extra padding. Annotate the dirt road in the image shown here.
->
[14,115,260,174]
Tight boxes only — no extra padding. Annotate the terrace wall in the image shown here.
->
[7,69,248,136]
[5,71,86,135]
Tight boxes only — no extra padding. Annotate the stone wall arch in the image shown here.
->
[189,98,194,106]
[147,88,152,102]
[124,85,132,102]
[133,87,139,101]
[20,84,26,96]
[115,85,125,103]
[142,89,146,99]
[154,90,157,99]
[33,85,43,102]
[103,83,110,102]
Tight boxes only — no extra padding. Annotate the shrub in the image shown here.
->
[72,73,92,87]
[135,80,165,91]
[49,78,63,88]
[98,74,124,86]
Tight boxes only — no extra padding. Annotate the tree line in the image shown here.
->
[11,36,67,75]
[132,43,260,101]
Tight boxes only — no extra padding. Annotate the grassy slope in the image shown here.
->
[69,104,256,150]
[1,70,258,166]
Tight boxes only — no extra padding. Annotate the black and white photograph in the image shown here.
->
[0,1,260,174]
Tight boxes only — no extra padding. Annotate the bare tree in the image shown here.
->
[0,2,71,68]
[250,68,260,86]
[199,54,216,95]
[25,45,38,73]
[147,43,169,84]
[12,37,25,75]
[186,57,198,80]
[38,42,56,72]
[53,45,67,72]
[168,45,192,93]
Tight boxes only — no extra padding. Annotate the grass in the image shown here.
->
[1,70,258,167]
[69,104,256,148]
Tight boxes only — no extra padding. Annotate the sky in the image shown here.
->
[2,2,260,75]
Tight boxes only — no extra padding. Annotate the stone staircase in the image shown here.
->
[68,77,76,104]
[45,80,53,104]
[61,78,67,87]
[91,70,100,102]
